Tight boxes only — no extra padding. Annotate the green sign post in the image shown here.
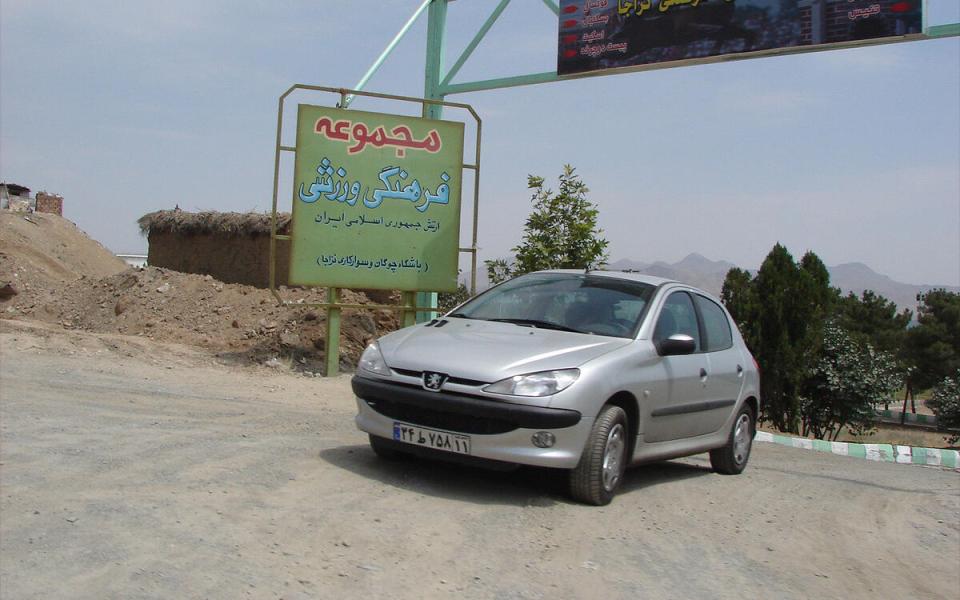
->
[290,105,464,292]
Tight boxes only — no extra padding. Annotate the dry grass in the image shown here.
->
[138,210,291,236]
[759,422,956,449]
[838,424,956,449]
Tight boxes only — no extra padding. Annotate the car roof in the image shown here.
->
[533,269,677,287]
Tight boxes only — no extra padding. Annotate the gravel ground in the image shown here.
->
[1,320,958,600]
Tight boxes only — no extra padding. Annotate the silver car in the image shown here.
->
[353,270,760,505]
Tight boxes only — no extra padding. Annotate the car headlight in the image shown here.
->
[357,342,391,376]
[483,369,580,397]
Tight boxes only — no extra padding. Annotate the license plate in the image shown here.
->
[393,422,471,455]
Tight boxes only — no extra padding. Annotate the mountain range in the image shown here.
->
[606,253,959,315]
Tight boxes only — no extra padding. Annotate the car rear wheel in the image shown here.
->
[569,405,628,506]
[710,404,754,475]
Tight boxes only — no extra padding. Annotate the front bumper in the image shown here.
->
[352,376,591,469]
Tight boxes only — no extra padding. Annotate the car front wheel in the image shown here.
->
[569,405,628,506]
[710,404,754,475]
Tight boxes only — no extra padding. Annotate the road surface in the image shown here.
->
[1,320,958,599]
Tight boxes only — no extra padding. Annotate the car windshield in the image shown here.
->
[449,273,655,338]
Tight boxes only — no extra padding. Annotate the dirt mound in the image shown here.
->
[16,266,399,372]
[0,211,127,306]
[1,210,401,372]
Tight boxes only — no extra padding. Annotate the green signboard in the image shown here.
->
[289,105,465,291]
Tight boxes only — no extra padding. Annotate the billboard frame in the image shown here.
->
[340,0,957,315]
[269,84,482,376]
[347,1,957,100]
[296,0,955,375]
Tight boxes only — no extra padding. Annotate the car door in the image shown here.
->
[643,291,711,443]
[694,293,745,436]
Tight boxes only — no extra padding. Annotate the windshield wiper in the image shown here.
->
[446,312,472,319]
[487,318,581,333]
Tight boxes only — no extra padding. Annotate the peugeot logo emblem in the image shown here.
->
[422,371,447,392]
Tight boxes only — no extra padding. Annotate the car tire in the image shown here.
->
[569,405,628,506]
[710,404,754,475]
[369,434,402,460]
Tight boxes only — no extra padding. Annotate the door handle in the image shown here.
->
[699,368,708,378]
[736,364,744,377]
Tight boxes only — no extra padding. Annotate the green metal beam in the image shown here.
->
[343,0,431,108]
[925,24,960,38]
[418,0,449,323]
[423,0,448,116]
[440,70,560,96]
[441,0,512,87]
[540,0,559,16]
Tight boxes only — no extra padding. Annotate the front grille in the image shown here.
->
[391,368,487,387]
[365,398,516,435]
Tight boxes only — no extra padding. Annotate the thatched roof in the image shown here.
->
[138,210,291,236]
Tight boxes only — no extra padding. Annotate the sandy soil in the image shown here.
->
[1,211,399,371]
[1,320,957,600]
[0,211,126,305]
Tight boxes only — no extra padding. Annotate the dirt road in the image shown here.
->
[1,320,958,599]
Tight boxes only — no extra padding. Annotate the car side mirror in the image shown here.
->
[658,334,696,356]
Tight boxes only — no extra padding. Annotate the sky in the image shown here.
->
[2,0,958,286]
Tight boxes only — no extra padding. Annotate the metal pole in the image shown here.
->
[325,287,341,376]
[416,0,449,322]
[470,119,482,295]
[423,0,448,117]
[269,85,297,305]
[401,292,418,328]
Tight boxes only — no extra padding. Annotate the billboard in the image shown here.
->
[289,105,465,291]
[557,0,923,76]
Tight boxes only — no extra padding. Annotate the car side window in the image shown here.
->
[653,292,700,351]
[694,294,733,352]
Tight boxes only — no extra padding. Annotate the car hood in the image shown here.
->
[378,318,632,383]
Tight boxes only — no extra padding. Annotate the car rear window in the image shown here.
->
[694,294,733,352]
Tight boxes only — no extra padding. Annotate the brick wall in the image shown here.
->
[147,231,292,287]
[35,193,63,216]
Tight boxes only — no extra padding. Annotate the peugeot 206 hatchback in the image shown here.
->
[352,270,761,505]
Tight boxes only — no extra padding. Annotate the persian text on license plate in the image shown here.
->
[393,422,471,455]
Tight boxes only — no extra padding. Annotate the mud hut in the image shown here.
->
[138,210,292,287]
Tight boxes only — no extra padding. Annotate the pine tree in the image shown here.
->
[721,267,755,341]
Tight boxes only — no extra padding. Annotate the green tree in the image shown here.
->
[720,244,913,437]
[904,290,960,390]
[751,244,800,431]
[721,267,754,334]
[750,244,832,432]
[795,251,837,365]
[484,258,513,286]
[801,325,902,440]
[926,371,960,445]
[833,290,911,356]
[490,165,608,284]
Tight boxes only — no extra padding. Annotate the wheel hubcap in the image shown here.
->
[602,423,626,492]
[733,413,752,466]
